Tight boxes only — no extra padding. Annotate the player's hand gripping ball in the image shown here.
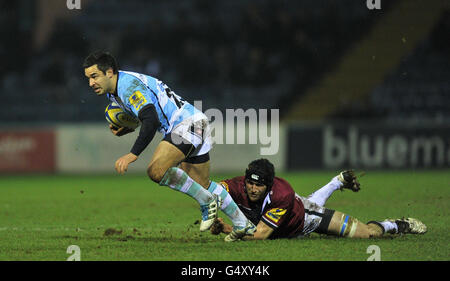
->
[105,102,140,130]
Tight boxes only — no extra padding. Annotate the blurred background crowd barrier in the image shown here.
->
[1,0,449,173]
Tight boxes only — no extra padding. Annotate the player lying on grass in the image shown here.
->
[210,159,427,241]
[83,51,255,240]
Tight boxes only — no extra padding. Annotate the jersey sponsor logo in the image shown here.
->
[265,208,286,223]
[129,90,147,111]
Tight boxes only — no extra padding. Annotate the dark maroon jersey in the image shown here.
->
[220,176,305,239]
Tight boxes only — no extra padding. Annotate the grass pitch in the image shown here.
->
[0,170,448,261]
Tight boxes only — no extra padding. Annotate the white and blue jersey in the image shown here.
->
[106,70,203,136]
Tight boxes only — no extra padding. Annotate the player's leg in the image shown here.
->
[367,218,427,235]
[314,210,427,238]
[298,196,382,238]
[206,179,256,240]
[306,176,342,207]
[175,117,255,237]
[149,140,220,231]
[149,116,209,185]
[307,170,360,207]
[146,140,187,182]
[326,211,384,238]
[175,156,222,231]
[326,212,427,237]
[179,153,254,237]
[178,157,211,188]
[156,116,226,231]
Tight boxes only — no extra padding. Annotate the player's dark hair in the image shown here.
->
[83,51,118,74]
[245,158,275,188]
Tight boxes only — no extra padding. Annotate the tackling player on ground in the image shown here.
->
[83,51,256,240]
[210,159,427,241]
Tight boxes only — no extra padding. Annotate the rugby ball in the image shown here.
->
[105,102,140,130]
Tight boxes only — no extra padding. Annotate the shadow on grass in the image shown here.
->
[56,232,401,244]
[293,233,398,241]
[55,233,220,243]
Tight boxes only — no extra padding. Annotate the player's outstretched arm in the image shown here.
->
[211,219,273,240]
[210,218,233,235]
[242,221,273,240]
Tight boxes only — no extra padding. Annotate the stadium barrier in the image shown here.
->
[0,129,56,173]
[1,122,449,174]
[55,123,286,174]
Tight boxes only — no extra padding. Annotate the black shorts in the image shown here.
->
[315,209,335,234]
[163,133,210,164]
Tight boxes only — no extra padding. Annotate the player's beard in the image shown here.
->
[247,190,264,202]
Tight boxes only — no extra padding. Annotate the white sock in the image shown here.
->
[208,181,247,228]
[380,220,398,234]
[159,167,214,205]
[307,176,342,207]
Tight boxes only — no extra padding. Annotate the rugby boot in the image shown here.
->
[338,170,361,192]
[199,194,223,232]
[389,217,427,234]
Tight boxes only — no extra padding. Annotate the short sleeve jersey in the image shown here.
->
[221,176,305,239]
[106,71,202,135]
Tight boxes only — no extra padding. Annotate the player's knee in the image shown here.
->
[146,164,165,183]
[196,176,210,189]
[335,214,359,238]
[366,223,384,238]
[352,225,372,238]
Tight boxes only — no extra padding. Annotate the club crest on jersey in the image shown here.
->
[129,91,147,111]
[265,208,286,223]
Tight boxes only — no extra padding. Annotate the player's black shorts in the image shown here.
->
[296,194,336,236]
[315,209,335,234]
[163,133,210,164]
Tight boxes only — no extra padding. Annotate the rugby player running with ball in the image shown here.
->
[83,51,256,241]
